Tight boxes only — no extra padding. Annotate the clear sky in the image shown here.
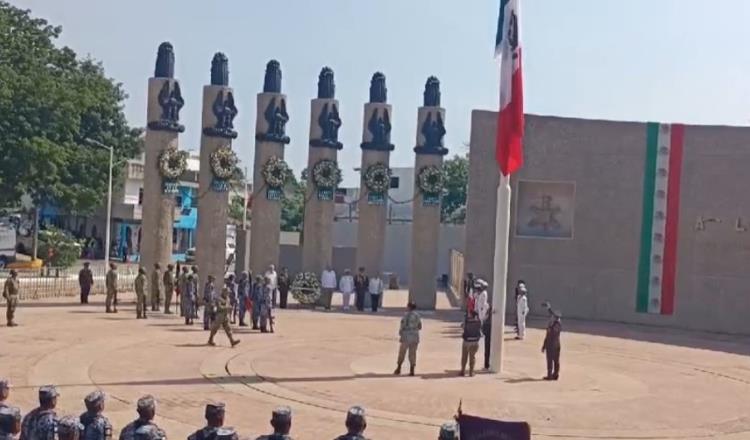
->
[12,0,750,186]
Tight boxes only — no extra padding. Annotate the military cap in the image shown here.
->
[136,395,156,411]
[214,427,237,440]
[204,402,225,418]
[0,406,21,421]
[271,406,292,421]
[39,385,59,400]
[84,390,105,406]
[0,379,9,390]
[8,269,17,276]
[134,424,165,440]
[57,416,84,437]
[438,422,458,440]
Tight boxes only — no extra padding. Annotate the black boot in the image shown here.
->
[393,364,401,375]
[409,365,415,376]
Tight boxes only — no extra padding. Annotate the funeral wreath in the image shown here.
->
[262,156,291,189]
[158,147,188,181]
[312,159,342,189]
[417,165,445,195]
[209,147,238,181]
[364,162,392,194]
[291,272,322,305]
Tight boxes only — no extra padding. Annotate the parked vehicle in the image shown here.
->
[0,225,17,268]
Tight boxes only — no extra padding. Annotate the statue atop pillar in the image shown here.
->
[154,42,175,78]
[203,53,238,139]
[369,72,387,103]
[210,52,229,86]
[311,67,342,150]
[263,60,282,93]
[361,72,394,151]
[148,42,185,133]
[318,67,335,99]
[256,60,290,144]
[415,76,447,155]
[423,76,441,107]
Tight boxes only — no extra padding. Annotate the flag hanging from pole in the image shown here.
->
[495,0,524,176]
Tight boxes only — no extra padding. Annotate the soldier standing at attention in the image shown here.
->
[202,275,216,331]
[78,262,94,304]
[191,266,200,319]
[0,379,10,408]
[542,307,562,381]
[277,268,290,310]
[207,286,240,347]
[79,391,112,440]
[0,406,22,440]
[3,269,19,327]
[255,406,293,440]
[460,311,482,377]
[182,274,195,325]
[119,396,165,440]
[187,403,225,440]
[163,264,175,314]
[134,268,148,319]
[105,263,118,313]
[150,263,162,312]
[333,406,368,440]
[178,266,190,317]
[20,385,58,440]
[56,416,83,440]
[394,302,421,376]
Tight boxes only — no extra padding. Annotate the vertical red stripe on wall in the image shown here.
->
[661,124,684,315]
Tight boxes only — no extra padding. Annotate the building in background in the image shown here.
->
[335,167,415,223]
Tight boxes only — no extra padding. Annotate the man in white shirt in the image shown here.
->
[516,287,529,339]
[320,265,337,311]
[338,269,355,310]
[368,273,384,312]
[473,279,489,324]
[264,264,278,307]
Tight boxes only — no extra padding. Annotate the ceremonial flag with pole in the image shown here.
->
[489,0,524,374]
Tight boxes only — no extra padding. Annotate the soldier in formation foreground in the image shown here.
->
[80,391,112,440]
[3,269,19,327]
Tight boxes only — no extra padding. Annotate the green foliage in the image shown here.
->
[38,226,81,268]
[441,154,469,223]
[281,171,305,232]
[0,2,141,213]
[228,195,247,225]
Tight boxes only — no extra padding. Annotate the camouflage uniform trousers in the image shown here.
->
[5,295,17,325]
[105,289,118,312]
[209,314,234,343]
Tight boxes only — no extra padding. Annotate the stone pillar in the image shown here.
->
[409,77,448,310]
[195,53,238,283]
[301,67,343,284]
[250,60,290,276]
[234,228,250,275]
[142,42,184,273]
[356,73,394,290]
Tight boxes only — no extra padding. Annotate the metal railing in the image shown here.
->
[0,265,138,301]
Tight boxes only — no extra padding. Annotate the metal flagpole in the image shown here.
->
[490,173,512,373]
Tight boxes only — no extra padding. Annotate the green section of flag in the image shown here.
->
[636,123,659,313]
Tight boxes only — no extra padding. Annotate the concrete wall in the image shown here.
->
[466,111,750,335]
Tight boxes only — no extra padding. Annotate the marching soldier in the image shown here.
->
[105,263,118,314]
[57,416,83,440]
[3,269,19,327]
[119,396,165,440]
[0,406,21,440]
[150,263,162,312]
[163,264,175,314]
[438,422,458,440]
[187,403,225,440]
[202,275,216,331]
[542,306,562,381]
[333,406,368,440]
[0,379,9,408]
[394,302,422,376]
[134,268,148,319]
[80,391,112,440]
[255,406,293,440]
[207,287,240,348]
[20,385,58,440]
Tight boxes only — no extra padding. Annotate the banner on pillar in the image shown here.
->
[317,188,334,201]
[423,193,440,206]
[266,187,283,201]
[211,178,230,192]
[367,192,386,205]
[163,181,179,194]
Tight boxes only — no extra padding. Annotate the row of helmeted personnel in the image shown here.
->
[0,382,463,440]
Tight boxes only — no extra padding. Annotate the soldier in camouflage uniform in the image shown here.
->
[254,406,293,440]
[119,396,165,440]
[187,403,226,440]
[178,267,190,317]
[163,264,175,314]
[394,302,422,376]
[132,425,165,440]
[182,274,195,325]
[207,288,240,348]
[134,268,148,319]
[0,406,22,440]
[105,264,118,314]
[79,391,112,440]
[202,276,216,331]
[57,416,83,440]
[20,385,58,440]
[437,422,458,440]
[333,406,368,440]
[0,379,10,408]
[3,269,19,327]
[191,266,200,319]
[150,263,162,312]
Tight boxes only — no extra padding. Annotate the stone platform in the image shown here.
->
[2,291,750,439]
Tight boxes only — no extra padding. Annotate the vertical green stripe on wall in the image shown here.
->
[636,122,659,313]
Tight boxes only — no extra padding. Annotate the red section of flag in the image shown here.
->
[496,54,524,176]
[661,123,684,315]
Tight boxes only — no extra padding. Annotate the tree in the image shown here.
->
[441,154,469,223]
[228,195,248,225]
[281,171,305,232]
[0,2,141,214]
[37,226,82,268]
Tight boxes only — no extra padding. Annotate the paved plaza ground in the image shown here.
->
[2,290,750,439]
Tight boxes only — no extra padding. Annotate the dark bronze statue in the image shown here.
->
[423,76,441,107]
[148,80,185,133]
[311,102,342,149]
[263,60,282,93]
[211,53,229,86]
[154,42,175,79]
[415,111,447,155]
[361,108,394,151]
[256,96,290,144]
[369,72,387,103]
[203,90,238,139]
[318,67,335,99]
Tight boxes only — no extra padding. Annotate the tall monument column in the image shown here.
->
[302,67,343,297]
[250,60,291,275]
[196,53,239,283]
[356,73,394,295]
[409,77,448,310]
[141,42,185,272]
